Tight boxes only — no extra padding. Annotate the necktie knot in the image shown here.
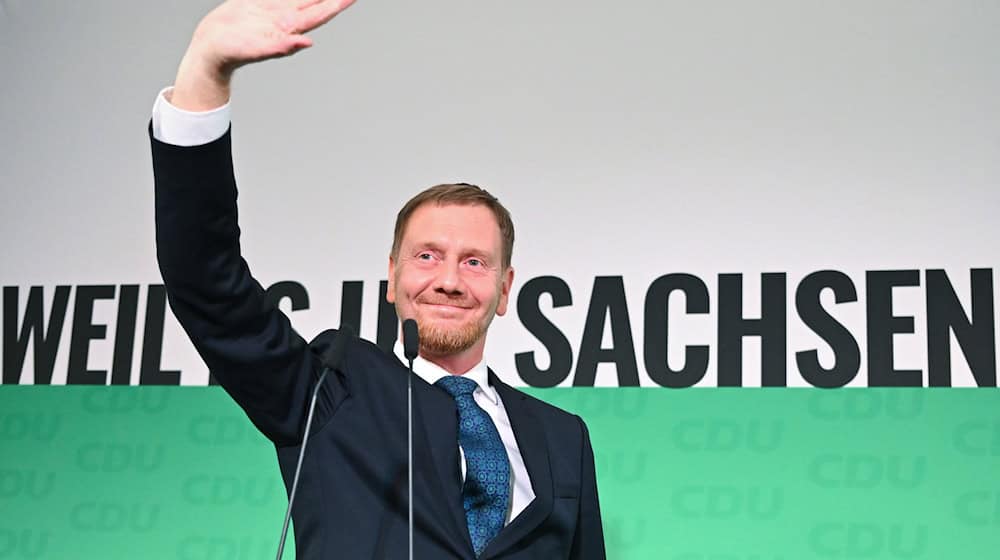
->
[435,375,478,398]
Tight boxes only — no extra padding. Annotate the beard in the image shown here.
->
[392,268,505,357]
[417,316,487,356]
[411,292,499,357]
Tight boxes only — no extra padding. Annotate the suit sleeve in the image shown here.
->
[150,124,334,446]
[570,416,607,559]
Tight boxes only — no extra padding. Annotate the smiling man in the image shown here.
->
[149,1,605,558]
[388,188,515,373]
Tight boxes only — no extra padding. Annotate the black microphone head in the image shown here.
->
[322,325,354,370]
[402,319,419,361]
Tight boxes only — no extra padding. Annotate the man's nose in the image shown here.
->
[433,259,463,294]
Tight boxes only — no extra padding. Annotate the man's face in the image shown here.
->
[387,202,514,358]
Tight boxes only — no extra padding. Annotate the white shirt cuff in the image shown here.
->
[151,86,231,146]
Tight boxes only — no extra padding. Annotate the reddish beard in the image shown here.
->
[413,294,498,356]
[418,317,485,356]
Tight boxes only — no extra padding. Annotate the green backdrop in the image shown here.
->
[1,387,998,559]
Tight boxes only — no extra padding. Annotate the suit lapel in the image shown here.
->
[482,370,553,559]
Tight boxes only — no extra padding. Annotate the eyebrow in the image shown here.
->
[411,241,495,262]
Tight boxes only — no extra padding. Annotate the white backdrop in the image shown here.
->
[2,0,997,386]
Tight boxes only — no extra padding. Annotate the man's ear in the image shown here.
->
[386,256,396,303]
[495,266,515,316]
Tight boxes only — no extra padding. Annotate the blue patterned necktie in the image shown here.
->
[435,375,511,557]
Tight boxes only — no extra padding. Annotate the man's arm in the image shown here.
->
[570,416,607,559]
[151,0,357,445]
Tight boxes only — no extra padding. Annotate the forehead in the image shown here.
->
[401,203,502,252]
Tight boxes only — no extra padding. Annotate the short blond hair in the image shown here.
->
[391,183,515,269]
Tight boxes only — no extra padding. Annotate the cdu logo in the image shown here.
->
[181,475,279,507]
[952,420,1000,456]
[594,450,648,485]
[808,455,926,489]
[808,523,928,558]
[75,442,165,473]
[0,469,55,500]
[69,501,160,532]
[572,389,647,420]
[186,415,258,446]
[672,419,784,453]
[80,389,171,415]
[670,486,783,520]
[0,530,49,560]
[808,391,924,421]
[176,535,273,560]
[954,491,1000,526]
[0,412,61,442]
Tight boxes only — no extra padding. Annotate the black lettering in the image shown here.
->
[718,273,787,386]
[795,271,861,388]
[515,276,574,387]
[643,274,709,388]
[926,269,996,387]
[110,285,139,385]
[575,277,639,387]
[264,281,310,312]
[2,286,71,384]
[67,285,116,385]
[139,285,181,385]
[339,281,364,333]
[377,280,398,353]
[866,270,921,386]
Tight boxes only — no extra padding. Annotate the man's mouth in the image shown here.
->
[419,301,472,311]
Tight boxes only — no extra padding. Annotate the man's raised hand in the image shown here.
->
[171,0,357,111]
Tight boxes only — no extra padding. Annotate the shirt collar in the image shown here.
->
[393,341,498,406]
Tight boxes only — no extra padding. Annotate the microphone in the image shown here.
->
[401,319,419,560]
[275,325,354,560]
[403,319,419,361]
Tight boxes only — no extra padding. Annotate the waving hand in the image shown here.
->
[171,0,357,110]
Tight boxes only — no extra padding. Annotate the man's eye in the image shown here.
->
[467,258,482,267]
[417,253,433,260]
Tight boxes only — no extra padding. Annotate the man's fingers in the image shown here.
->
[287,34,314,51]
[295,0,356,33]
[292,0,326,10]
[254,33,313,61]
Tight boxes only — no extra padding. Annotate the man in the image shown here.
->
[150,0,605,558]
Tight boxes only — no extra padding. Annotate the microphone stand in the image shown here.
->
[275,326,353,560]
[402,319,420,560]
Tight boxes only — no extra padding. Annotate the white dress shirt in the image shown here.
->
[150,88,535,523]
[151,87,232,146]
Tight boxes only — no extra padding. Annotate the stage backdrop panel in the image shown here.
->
[2,386,999,559]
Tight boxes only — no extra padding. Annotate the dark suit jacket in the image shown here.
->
[150,126,606,559]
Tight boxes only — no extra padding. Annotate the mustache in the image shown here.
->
[416,296,473,308]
